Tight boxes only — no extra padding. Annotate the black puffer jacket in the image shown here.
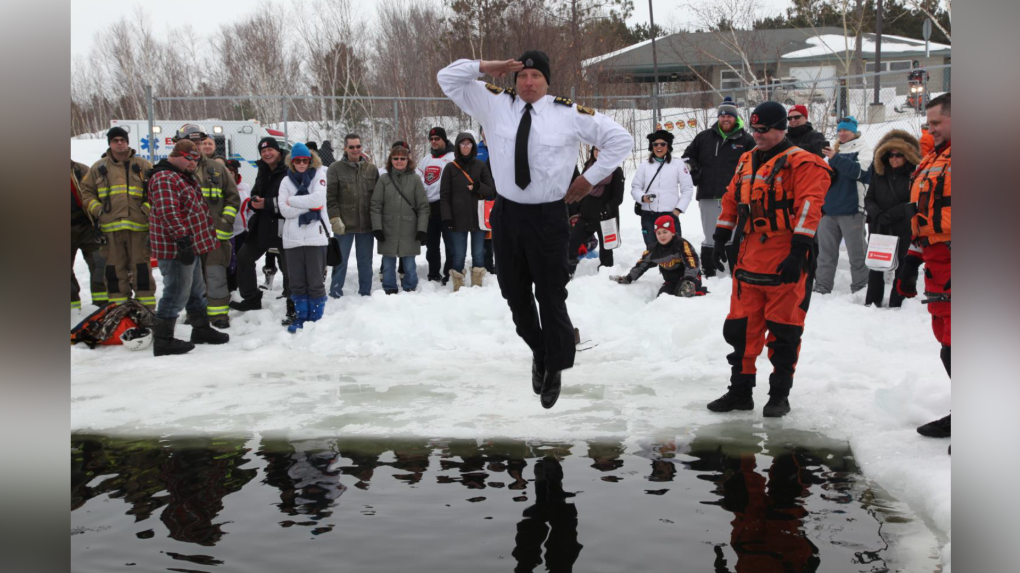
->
[786,122,827,158]
[681,120,754,200]
[246,157,290,250]
[864,129,922,238]
[440,132,496,232]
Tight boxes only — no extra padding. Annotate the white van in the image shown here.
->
[108,119,290,183]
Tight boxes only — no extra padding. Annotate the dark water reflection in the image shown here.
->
[71,423,938,572]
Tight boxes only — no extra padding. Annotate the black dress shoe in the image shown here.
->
[532,358,545,395]
[541,370,562,409]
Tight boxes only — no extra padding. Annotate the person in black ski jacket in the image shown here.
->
[863,129,922,308]
[610,215,706,297]
[785,105,827,158]
[568,147,625,276]
[318,140,336,167]
[231,137,295,322]
[681,97,754,277]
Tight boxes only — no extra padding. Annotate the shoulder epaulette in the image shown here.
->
[484,82,504,95]
[554,96,574,107]
[576,104,596,116]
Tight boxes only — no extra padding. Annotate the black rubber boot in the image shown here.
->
[153,317,195,356]
[917,414,951,438]
[280,298,298,326]
[701,247,716,278]
[229,293,262,312]
[540,369,562,409]
[532,355,545,395]
[763,374,792,417]
[189,312,229,345]
[707,375,755,412]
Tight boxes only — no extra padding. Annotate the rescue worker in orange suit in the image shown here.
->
[897,92,952,441]
[919,124,935,157]
[707,101,832,418]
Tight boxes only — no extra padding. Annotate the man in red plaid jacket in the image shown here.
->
[148,140,228,356]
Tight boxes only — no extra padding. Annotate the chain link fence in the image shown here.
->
[134,64,948,179]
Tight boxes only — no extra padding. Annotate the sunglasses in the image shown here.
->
[182,152,200,162]
[392,156,408,161]
[347,144,362,149]
[292,157,310,164]
[887,153,905,158]
[750,125,775,134]
[652,142,669,148]
[787,115,804,120]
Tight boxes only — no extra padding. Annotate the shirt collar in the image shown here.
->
[520,95,549,115]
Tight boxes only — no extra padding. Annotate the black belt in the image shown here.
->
[734,269,782,287]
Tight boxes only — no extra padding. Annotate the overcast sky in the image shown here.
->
[71,0,792,59]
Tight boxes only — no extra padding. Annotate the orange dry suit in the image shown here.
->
[715,139,831,395]
[909,141,951,349]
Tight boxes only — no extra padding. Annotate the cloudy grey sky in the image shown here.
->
[71,0,791,59]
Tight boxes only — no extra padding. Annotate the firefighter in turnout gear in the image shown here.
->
[899,93,952,441]
[707,101,832,418]
[174,124,241,328]
[71,160,108,309]
[78,127,156,308]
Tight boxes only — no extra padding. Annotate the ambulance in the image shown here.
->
[107,119,290,182]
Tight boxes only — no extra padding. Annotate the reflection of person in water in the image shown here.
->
[260,439,347,527]
[159,438,258,546]
[512,457,583,572]
[686,429,824,573]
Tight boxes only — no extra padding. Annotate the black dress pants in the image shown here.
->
[491,195,575,372]
[426,200,452,280]
[238,241,288,301]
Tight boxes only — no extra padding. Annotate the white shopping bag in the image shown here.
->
[478,200,494,231]
[865,233,899,271]
[600,217,621,250]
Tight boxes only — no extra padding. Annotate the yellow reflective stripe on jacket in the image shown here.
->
[99,220,149,232]
[201,187,224,200]
[143,202,151,210]
[91,292,108,301]
[216,229,233,240]
[136,296,157,305]
[71,300,82,309]
[207,305,230,316]
[88,199,103,215]
[222,205,238,218]
[96,185,145,198]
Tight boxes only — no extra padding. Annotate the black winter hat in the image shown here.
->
[515,50,551,85]
[428,127,447,141]
[749,101,788,131]
[646,130,675,152]
[107,126,129,144]
[258,136,282,153]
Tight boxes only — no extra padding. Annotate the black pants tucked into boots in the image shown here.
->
[491,195,576,373]
[237,242,289,301]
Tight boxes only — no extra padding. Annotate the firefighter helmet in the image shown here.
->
[173,123,208,142]
[120,326,153,351]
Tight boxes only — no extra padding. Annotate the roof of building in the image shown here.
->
[583,27,951,74]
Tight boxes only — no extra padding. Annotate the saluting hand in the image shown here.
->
[480,59,525,79]
[564,176,594,204]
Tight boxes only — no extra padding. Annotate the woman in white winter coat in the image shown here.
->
[631,130,695,249]
[278,142,331,333]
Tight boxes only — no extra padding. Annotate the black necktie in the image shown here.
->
[515,103,533,190]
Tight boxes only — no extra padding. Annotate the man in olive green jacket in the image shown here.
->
[78,127,156,308]
[326,134,380,297]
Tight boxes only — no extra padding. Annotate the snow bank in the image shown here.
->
[71,133,950,570]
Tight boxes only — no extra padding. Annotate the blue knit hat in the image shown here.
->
[836,116,859,133]
[290,142,311,159]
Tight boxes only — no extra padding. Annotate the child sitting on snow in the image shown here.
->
[610,215,707,297]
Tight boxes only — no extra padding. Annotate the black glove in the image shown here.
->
[775,236,813,284]
[895,253,923,298]
[877,211,892,226]
[416,231,428,245]
[175,236,195,266]
[373,230,385,242]
[610,275,632,284]
[711,229,732,273]
[442,220,454,231]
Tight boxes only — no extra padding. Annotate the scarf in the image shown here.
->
[288,168,319,226]
[582,159,613,197]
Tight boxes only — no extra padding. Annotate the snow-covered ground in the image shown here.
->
[70,138,950,570]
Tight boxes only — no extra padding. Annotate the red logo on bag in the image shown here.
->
[424,165,442,185]
[867,251,893,261]
[605,233,617,243]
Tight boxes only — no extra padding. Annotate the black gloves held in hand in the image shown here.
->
[711,229,733,273]
[896,254,923,298]
[775,236,813,284]
[373,230,385,242]
[175,236,195,266]
[416,231,428,245]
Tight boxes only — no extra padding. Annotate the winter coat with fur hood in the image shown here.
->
[863,129,922,238]
[440,132,496,232]
[278,152,330,249]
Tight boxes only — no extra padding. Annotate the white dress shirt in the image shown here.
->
[438,59,633,204]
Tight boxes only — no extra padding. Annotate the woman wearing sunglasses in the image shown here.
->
[278,142,330,332]
[371,143,430,294]
[630,129,694,249]
[862,130,922,308]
